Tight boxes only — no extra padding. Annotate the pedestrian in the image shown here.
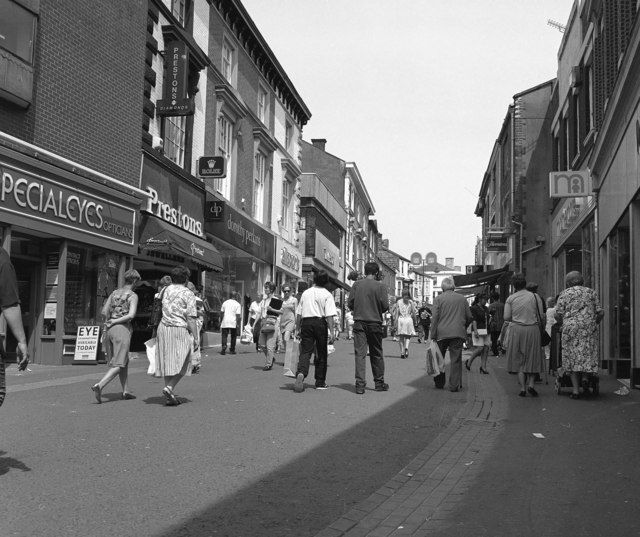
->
[544,296,557,365]
[154,265,199,406]
[91,269,141,403]
[465,293,491,374]
[279,284,298,356]
[0,246,29,408]
[347,261,390,394]
[334,305,342,339]
[293,270,336,392]
[220,291,242,356]
[389,299,399,341]
[504,273,546,397]
[430,277,473,392]
[554,271,604,399]
[487,291,505,356]
[149,275,172,337]
[345,308,354,339]
[256,282,283,371]
[395,290,416,359]
[249,293,262,351]
[187,282,205,373]
[417,302,432,344]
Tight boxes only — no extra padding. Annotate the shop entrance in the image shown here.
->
[5,257,40,364]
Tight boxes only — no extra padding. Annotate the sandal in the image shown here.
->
[162,386,180,406]
[91,384,102,404]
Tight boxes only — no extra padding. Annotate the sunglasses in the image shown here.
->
[283,289,291,293]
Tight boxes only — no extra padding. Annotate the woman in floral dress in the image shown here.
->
[396,290,416,359]
[554,271,604,399]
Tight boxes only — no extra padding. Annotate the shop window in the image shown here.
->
[63,247,122,336]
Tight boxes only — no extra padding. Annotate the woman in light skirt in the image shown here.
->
[154,265,199,406]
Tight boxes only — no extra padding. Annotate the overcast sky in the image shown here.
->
[241,0,575,269]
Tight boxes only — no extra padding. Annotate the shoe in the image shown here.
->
[191,366,200,374]
[263,363,273,371]
[375,383,389,392]
[293,373,305,393]
[315,383,330,390]
[355,386,365,394]
[405,349,409,359]
[229,350,236,355]
[527,387,539,397]
[162,386,180,406]
[400,352,406,359]
[220,349,226,355]
[417,338,422,343]
[569,392,581,399]
[479,367,489,375]
[465,360,470,371]
[91,384,102,404]
[450,387,459,392]
[122,392,136,400]
[518,390,526,397]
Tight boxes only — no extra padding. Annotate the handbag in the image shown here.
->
[260,316,277,333]
[533,296,552,347]
[477,328,488,336]
[147,288,166,329]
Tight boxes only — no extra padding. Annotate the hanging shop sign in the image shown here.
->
[157,41,194,116]
[0,162,135,246]
[314,230,339,273]
[549,170,592,197]
[485,235,509,253]
[204,196,275,264]
[275,236,302,278]
[198,156,226,178]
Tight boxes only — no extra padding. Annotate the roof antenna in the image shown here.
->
[547,19,566,33]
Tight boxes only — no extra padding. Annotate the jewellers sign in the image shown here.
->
[157,41,194,116]
[485,235,509,253]
[275,236,302,278]
[0,163,135,246]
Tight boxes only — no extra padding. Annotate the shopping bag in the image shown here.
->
[145,337,157,376]
[240,323,253,345]
[283,337,299,378]
[426,339,444,377]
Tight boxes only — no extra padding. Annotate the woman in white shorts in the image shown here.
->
[465,293,491,374]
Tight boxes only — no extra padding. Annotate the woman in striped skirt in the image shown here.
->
[154,265,199,406]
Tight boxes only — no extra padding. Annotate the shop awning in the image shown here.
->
[453,266,512,289]
[139,215,223,272]
[328,275,351,292]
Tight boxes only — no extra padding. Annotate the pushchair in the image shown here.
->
[549,324,599,397]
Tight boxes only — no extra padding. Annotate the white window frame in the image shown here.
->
[281,179,291,230]
[222,38,236,86]
[258,85,268,125]
[216,113,233,199]
[253,151,267,221]
[164,115,187,168]
[285,122,293,153]
[171,0,186,25]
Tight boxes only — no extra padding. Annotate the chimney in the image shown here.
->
[311,138,327,151]
[445,257,454,268]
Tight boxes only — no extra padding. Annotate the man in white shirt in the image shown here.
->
[293,270,336,393]
[220,292,242,355]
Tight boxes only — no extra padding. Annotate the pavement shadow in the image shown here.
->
[153,369,463,537]
[0,450,31,475]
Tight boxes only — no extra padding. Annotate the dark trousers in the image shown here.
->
[353,321,385,388]
[434,337,464,390]
[221,327,237,351]
[297,317,328,385]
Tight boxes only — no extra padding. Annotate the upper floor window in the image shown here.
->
[171,0,187,25]
[258,86,268,125]
[222,39,236,86]
[216,113,233,199]
[0,0,37,64]
[584,64,593,136]
[253,151,267,221]
[285,122,293,153]
[281,179,291,229]
[164,115,187,167]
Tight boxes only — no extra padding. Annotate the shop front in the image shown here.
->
[204,195,275,329]
[0,140,143,365]
[274,236,302,293]
[135,156,223,349]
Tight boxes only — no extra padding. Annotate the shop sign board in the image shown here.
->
[157,41,194,117]
[198,156,226,178]
[0,162,135,246]
[73,325,100,363]
[275,236,302,278]
[314,230,339,273]
[204,196,275,263]
[549,170,592,197]
[485,236,509,253]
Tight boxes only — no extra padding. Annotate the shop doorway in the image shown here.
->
[608,213,631,380]
[5,258,39,363]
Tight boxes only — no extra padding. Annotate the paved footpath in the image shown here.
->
[315,351,639,537]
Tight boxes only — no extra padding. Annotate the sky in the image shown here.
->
[241,0,575,269]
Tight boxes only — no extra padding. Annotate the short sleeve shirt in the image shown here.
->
[296,286,337,318]
[161,284,197,327]
[220,299,242,328]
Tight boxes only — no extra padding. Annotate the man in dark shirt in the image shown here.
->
[417,303,432,342]
[0,247,29,407]
[348,262,390,394]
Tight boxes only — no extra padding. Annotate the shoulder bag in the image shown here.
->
[147,288,166,329]
[533,296,552,347]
